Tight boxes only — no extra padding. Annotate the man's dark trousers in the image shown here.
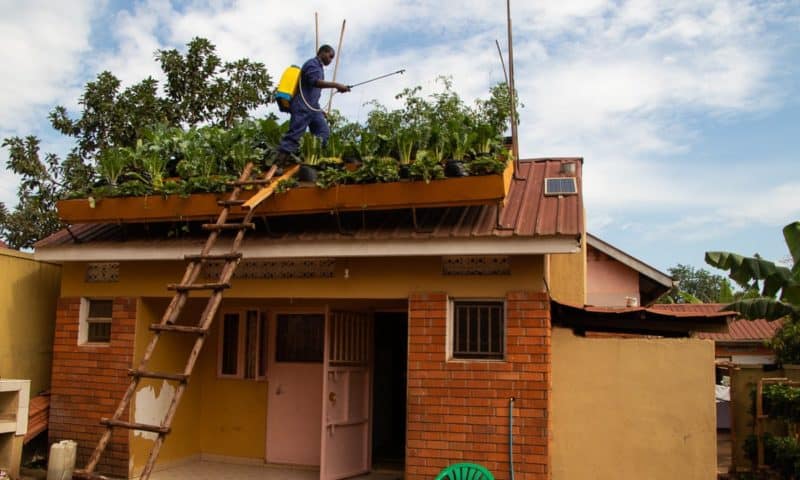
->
[278,102,330,154]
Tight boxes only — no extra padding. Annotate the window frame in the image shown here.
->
[78,298,113,346]
[447,298,506,361]
[273,311,326,364]
[217,308,269,381]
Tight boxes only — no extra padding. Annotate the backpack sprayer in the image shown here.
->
[276,67,405,113]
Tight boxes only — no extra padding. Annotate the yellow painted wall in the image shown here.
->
[551,327,716,480]
[0,249,61,397]
[59,256,545,299]
[129,298,203,474]
[65,255,544,470]
[547,230,587,305]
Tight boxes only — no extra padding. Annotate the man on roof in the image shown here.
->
[275,45,350,165]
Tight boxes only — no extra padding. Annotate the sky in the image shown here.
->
[1,0,799,273]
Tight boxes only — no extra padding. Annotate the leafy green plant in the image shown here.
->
[96,147,133,186]
[300,133,322,166]
[275,178,299,194]
[352,157,400,184]
[315,166,353,189]
[397,130,414,165]
[408,151,444,184]
[321,134,344,164]
[466,155,506,175]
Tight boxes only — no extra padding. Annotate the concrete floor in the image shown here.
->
[150,460,403,480]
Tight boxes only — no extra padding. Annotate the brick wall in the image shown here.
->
[50,297,136,478]
[407,291,550,480]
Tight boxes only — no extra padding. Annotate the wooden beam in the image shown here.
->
[242,165,300,210]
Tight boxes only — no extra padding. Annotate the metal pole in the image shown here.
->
[506,0,521,174]
[327,19,346,115]
[496,39,509,86]
[315,12,319,53]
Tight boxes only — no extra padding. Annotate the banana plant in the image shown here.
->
[706,221,800,321]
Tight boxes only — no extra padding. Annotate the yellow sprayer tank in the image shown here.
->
[276,65,301,112]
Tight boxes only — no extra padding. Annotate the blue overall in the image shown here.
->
[278,56,329,154]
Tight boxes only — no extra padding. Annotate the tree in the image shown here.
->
[706,221,800,363]
[657,263,736,303]
[1,37,273,249]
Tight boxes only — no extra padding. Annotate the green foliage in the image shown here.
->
[706,221,800,322]
[408,151,445,184]
[300,133,322,166]
[764,384,800,424]
[1,37,274,249]
[351,157,400,184]
[466,155,507,175]
[656,264,738,304]
[274,178,299,195]
[315,166,353,189]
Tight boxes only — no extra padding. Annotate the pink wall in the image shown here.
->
[586,246,640,307]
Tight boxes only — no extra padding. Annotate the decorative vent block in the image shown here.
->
[85,262,120,283]
[204,258,336,280]
[442,256,511,276]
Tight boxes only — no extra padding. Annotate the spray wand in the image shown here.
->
[347,69,405,89]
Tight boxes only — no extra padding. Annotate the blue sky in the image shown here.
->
[1,0,799,274]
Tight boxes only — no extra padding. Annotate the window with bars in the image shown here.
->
[452,300,505,360]
[79,298,113,345]
[218,310,267,380]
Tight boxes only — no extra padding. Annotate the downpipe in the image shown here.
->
[509,396,516,480]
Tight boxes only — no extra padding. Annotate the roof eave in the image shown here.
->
[34,235,581,262]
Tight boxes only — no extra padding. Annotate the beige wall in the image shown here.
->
[548,232,587,306]
[551,327,716,480]
[0,249,61,397]
[586,246,640,307]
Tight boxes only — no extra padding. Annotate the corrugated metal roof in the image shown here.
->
[36,158,584,248]
[650,303,783,342]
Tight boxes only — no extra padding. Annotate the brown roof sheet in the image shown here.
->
[650,303,782,342]
[36,158,584,248]
[552,300,735,337]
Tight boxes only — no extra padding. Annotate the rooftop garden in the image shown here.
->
[67,77,516,202]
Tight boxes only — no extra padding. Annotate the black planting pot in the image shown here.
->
[399,164,410,179]
[298,164,319,182]
[444,159,468,177]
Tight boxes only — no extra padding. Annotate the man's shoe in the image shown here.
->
[275,150,292,167]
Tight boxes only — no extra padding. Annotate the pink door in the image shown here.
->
[320,311,372,480]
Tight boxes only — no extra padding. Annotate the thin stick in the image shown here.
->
[496,39,509,86]
[315,12,319,53]
[326,19,346,115]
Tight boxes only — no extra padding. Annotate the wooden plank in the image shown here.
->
[242,164,300,210]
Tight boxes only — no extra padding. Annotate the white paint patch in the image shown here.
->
[133,381,175,441]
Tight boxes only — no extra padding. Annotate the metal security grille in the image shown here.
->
[86,299,113,343]
[453,301,504,359]
[329,311,370,366]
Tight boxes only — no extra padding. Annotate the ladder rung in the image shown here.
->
[167,282,230,292]
[150,324,208,335]
[129,369,189,383]
[101,418,170,434]
[72,470,111,480]
[229,178,274,186]
[217,199,246,206]
[202,222,255,231]
[184,252,243,262]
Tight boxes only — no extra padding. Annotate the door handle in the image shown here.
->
[329,392,337,403]
[276,384,283,395]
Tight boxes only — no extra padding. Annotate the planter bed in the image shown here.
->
[56,161,513,223]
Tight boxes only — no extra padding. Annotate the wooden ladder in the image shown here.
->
[74,163,299,480]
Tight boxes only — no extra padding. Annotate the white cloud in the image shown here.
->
[0,0,97,133]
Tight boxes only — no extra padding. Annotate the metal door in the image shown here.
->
[320,311,372,480]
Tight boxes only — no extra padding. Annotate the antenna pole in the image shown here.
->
[327,19,346,115]
[506,0,522,176]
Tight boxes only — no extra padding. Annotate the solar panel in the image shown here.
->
[544,177,577,195]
